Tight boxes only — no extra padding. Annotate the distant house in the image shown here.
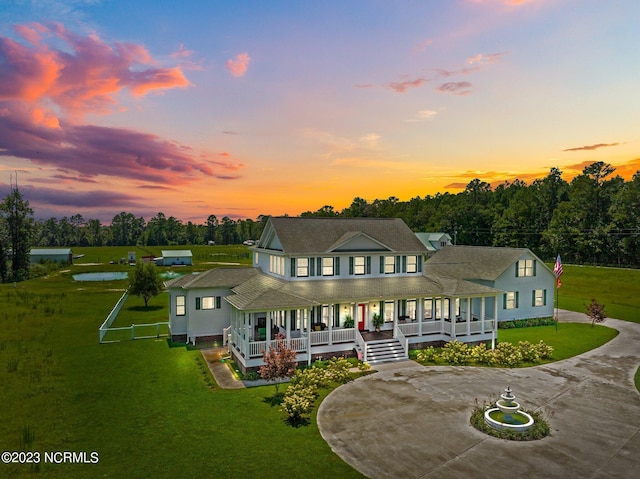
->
[160,250,192,266]
[127,251,136,264]
[415,232,452,253]
[30,248,73,264]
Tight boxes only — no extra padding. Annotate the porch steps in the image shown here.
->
[364,338,408,365]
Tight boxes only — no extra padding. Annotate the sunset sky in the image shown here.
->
[1,0,639,223]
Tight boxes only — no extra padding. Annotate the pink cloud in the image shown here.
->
[467,52,505,65]
[225,52,251,77]
[0,22,191,119]
[388,77,429,93]
[0,23,241,190]
[436,81,472,95]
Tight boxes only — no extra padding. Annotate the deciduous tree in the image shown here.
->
[129,262,163,308]
[259,335,298,395]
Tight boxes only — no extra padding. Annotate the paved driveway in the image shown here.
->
[317,311,640,479]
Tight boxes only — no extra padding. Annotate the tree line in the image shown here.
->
[1,161,639,283]
[31,213,269,248]
[300,162,640,267]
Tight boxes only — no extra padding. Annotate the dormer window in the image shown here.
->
[322,257,334,276]
[517,259,536,277]
[406,255,418,273]
[384,255,395,274]
[296,257,309,277]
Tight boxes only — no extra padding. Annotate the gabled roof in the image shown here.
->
[256,217,428,255]
[166,267,260,289]
[425,245,536,281]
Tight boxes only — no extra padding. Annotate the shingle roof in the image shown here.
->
[425,245,528,281]
[262,217,428,254]
[165,267,260,289]
[224,273,500,311]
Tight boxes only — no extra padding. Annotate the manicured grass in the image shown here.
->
[0,271,362,478]
[635,366,640,393]
[553,264,640,323]
[498,323,618,362]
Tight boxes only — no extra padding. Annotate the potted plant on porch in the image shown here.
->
[343,315,354,328]
[372,312,384,332]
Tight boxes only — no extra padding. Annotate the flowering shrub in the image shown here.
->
[469,343,495,365]
[493,342,523,367]
[416,346,438,362]
[440,340,470,365]
[280,389,314,424]
[517,341,540,363]
[326,357,351,384]
[535,340,554,359]
[357,361,371,371]
[282,356,359,424]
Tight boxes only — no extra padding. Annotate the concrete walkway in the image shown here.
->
[318,311,640,479]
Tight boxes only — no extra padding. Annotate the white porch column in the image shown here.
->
[440,297,445,335]
[466,297,471,336]
[494,295,499,330]
[481,297,486,334]
[286,310,291,340]
[306,307,312,366]
[418,298,424,336]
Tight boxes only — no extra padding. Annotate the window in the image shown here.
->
[406,255,418,273]
[254,252,259,264]
[504,291,519,309]
[196,296,220,310]
[440,241,447,247]
[354,256,365,275]
[435,299,450,319]
[322,257,334,276]
[407,300,416,320]
[384,255,395,274]
[384,301,394,322]
[533,289,546,307]
[176,295,185,316]
[297,257,309,277]
[269,255,285,276]
[517,259,536,277]
[202,296,216,310]
[424,298,433,319]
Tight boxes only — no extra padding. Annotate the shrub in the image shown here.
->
[517,341,540,363]
[493,342,523,367]
[416,346,438,363]
[470,343,495,365]
[440,340,470,365]
[280,389,314,425]
[535,340,554,359]
[326,357,351,384]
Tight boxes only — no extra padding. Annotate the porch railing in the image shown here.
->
[332,328,355,343]
[394,326,408,358]
[355,329,367,363]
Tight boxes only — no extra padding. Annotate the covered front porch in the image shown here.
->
[226,293,498,370]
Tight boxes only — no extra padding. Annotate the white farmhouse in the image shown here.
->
[167,217,555,371]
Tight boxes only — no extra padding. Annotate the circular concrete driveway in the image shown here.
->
[318,312,640,479]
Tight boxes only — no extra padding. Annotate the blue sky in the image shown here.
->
[1,0,638,222]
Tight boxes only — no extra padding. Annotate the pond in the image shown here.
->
[73,272,129,282]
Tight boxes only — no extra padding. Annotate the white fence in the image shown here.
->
[99,290,169,343]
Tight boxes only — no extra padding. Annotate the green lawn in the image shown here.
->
[498,323,619,362]
[0,271,362,478]
[554,264,640,323]
[1,254,636,477]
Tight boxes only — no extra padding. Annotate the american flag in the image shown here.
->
[553,254,563,287]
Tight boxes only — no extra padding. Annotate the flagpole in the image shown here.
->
[555,277,558,333]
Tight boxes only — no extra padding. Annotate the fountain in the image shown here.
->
[484,386,534,432]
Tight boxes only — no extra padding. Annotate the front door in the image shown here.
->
[357,304,366,331]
